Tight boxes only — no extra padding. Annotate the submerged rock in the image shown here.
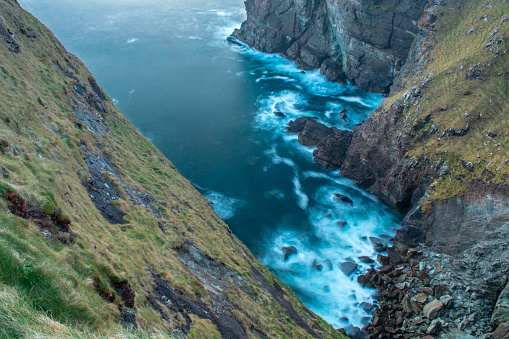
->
[369,237,387,252]
[282,246,297,261]
[334,193,354,205]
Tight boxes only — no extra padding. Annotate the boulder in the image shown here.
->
[411,293,428,304]
[369,237,387,252]
[387,246,402,265]
[426,318,442,335]
[286,117,317,134]
[492,282,509,328]
[340,261,358,276]
[282,246,297,261]
[358,256,375,264]
[313,129,353,170]
[337,221,348,227]
[320,58,347,83]
[334,193,354,205]
[274,111,286,118]
[493,322,509,339]
[423,299,443,319]
[298,119,334,146]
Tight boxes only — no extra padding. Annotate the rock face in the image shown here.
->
[232,0,429,93]
[254,0,509,337]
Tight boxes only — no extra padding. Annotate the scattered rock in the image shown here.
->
[462,160,474,172]
[282,246,297,261]
[274,111,286,118]
[119,309,137,332]
[358,256,375,264]
[427,318,442,335]
[340,261,358,276]
[369,237,387,252]
[339,109,348,120]
[423,299,443,319]
[334,194,353,205]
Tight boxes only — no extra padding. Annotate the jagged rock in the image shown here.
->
[0,18,20,53]
[359,256,375,264]
[462,160,474,172]
[493,322,509,339]
[426,318,442,335]
[286,117,317,134]
[434,285,451,299]
[492,283,509,328]
[282,246,297,261]
[232,0,429,93]
[298,120,334,146]
[412,293,428,304]
[313,129,353,170]
[337,221,348,227]
[377,253,391,266]
[423,300,443,319]
[320,58,346,83]
[402,295,413,314]
[387,246,403,265]
[334,194,353,205]
[369,237,387,252]
[340,261,358,276]
[440,295,453,308]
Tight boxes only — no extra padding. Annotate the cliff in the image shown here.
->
[235,0,509,337]
[0,1,344,337]
[232,0,429,94]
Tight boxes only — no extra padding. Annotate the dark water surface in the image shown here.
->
[19,0,400,328]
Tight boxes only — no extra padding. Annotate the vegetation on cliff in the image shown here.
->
[0,1,344,338]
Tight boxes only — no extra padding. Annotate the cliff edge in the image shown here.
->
[232,0,429,94]
[234,0,509,337]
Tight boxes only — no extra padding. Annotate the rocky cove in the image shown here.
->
[0,0,508,338]
[232,0,509,338]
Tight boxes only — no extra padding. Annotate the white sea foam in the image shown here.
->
[126,38,138,44]
[293,175,309,209]
[204,191,246,220]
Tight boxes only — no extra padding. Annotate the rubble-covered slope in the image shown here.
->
[0,1,344,338]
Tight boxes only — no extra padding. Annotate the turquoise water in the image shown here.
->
[19,0,400,328]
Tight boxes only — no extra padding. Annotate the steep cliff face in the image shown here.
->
[240,0,509,336]
[0,1,344,337]
[232,0,429,93]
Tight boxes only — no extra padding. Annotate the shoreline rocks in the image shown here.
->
[356,244,507,338]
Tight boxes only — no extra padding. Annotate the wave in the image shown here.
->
[203,191,246,220]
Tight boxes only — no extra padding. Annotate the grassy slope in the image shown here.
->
[381,0,508,205]
[0,1,343,338]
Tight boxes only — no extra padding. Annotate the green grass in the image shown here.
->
[381,0,509,207]
[0,2,344,338]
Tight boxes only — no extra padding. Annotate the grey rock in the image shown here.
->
[282,246,297,261]
[423,300,443,319]
[340,261,358,276]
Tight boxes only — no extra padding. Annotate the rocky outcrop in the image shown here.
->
[232,0,429,93]
[279,0,509,336]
